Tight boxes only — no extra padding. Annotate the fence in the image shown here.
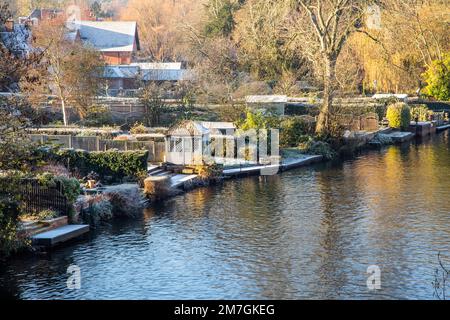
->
[337,113,380,132]
[20,179,70,216]
[30,134,166,163]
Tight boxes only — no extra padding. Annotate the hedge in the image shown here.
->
[386,103,411,130]
[54,149,149,181]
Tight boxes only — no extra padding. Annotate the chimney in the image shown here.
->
[5,19,14,32]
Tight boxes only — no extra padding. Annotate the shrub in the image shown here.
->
[81,185,143,225]
[37,162,71,177]
[422,54,450,101]
[299,140,337,160]
[104,185,143,216]
[81,105,113,127]
[35,172,81,205]
[195,163,223,180]
[35,209,58,221]
[238,109,281,131]
[410,105,432,122]
[0,198,23,258]
[130,122,149,135]
[386,103,411,130]
[81,194,113,226]
[54,176,81,204]
[82,194,113,226]
[89,200,113,225]
[280,117,315,148]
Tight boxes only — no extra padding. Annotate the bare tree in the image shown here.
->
[120,0,205,61]
[233,0,306,81]
[139,83,169,127]
[292,0,372,135]
[30,22,105,126]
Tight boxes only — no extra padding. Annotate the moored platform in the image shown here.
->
[32,224,89,247]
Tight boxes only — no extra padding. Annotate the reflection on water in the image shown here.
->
[1,131,449,299]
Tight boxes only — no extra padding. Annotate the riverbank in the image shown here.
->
[11,123,450,254]
[2,129,448,299]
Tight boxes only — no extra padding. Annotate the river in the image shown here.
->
[1,130,449,300]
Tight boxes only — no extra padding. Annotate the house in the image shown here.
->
[28,8,65,23]
[245,95,288,115]
[65,22,193,92]
[73,21,140,65]
[135,62,189,82]
[102,62,191,91]
[103,65,140,91]
[0,19,32,57]
[26,7,95,25]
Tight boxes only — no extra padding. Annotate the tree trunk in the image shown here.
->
[316,55,337,135]
[55,80,68,126]
[60,95,68,127]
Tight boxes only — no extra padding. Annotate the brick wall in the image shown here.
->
[102,52,132,65]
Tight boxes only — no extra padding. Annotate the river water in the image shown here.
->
[1,131,449,300]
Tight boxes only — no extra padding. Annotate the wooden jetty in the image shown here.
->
[223,155,323,178]
[436,123,450,131]
[32,224,89,247]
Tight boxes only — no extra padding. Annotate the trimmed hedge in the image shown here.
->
[54,149,149,181]
[386,102,411,130]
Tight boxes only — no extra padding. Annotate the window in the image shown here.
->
[169,137,183,152]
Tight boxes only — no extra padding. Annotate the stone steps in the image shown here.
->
[18,216,69,237]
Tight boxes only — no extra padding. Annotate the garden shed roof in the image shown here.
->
[167,121,210,136]
[245,95,288,103]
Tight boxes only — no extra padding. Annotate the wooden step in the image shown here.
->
[32,225,89,247]
[39,216,68,228]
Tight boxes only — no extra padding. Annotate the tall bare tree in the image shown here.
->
[30,22,105,126]
[120,0,205,61]
[233,0,305,81]
[292,0,372,135]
